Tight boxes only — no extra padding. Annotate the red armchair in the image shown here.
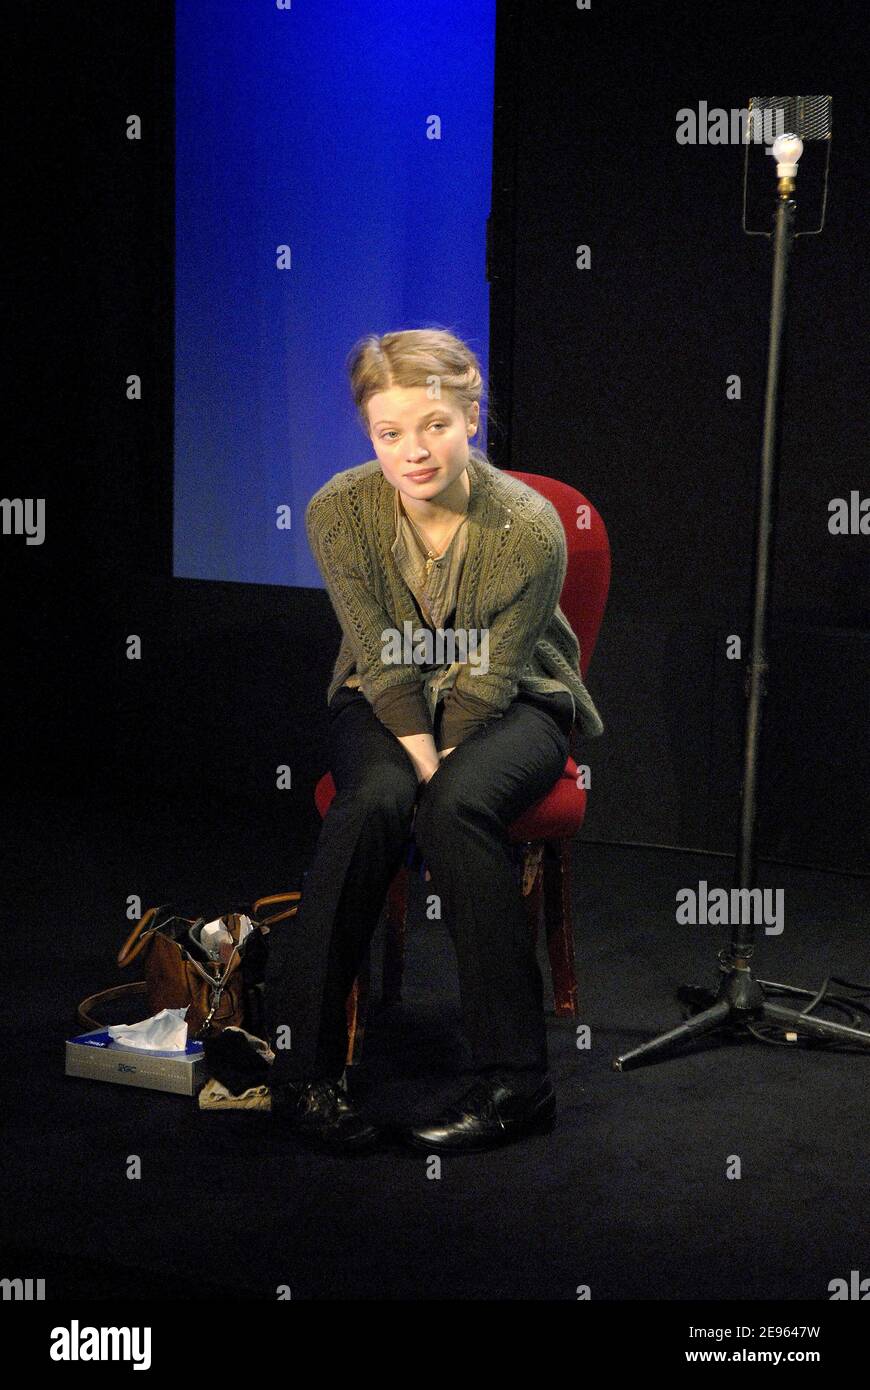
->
[313,471,610,1065]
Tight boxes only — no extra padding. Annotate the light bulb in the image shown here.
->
[771,133,804,177]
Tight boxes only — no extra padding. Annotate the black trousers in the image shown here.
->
[264,684,573,1087]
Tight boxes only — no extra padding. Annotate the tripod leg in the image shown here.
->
[613,999,731,1071]
[761,1000,870,1048]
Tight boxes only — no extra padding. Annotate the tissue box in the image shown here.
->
[65,1028,208,1096]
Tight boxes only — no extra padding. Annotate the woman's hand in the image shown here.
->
[439,746,456,761]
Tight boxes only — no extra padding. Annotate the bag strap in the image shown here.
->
[77,981,148,1033]
[117,903,177,968]
[252,891,301,926]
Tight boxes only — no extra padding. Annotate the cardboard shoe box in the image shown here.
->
[65,1028,208,1096]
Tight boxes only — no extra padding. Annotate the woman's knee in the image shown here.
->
[413,766,490,847]
[342,761,418,824]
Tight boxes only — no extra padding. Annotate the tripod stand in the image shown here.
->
[614,111,870,1071]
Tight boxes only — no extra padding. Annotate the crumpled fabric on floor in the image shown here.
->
[198,1077,271,1111]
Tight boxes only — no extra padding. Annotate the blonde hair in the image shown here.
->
[346,327,495,455]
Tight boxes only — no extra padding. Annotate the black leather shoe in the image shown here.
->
[270,1078,381,1152]
[401,1074,556,1153]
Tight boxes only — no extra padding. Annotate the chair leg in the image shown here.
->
[381,866,408,1008]
[345,950,371,1068]
[543,839,579,1018]
[521,842,544,942]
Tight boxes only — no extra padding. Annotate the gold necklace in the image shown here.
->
[402,500,467,578]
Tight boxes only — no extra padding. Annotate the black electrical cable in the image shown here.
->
[744,974,870,1048]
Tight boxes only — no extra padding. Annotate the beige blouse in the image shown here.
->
[342,484,497,746]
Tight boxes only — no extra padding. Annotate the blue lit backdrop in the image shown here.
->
[174,0,495,587]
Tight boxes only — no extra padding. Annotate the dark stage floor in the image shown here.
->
[3,790,868,1301]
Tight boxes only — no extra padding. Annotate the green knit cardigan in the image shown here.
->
[305,450,605,740]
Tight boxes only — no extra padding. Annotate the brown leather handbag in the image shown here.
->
[76,892,300,1042]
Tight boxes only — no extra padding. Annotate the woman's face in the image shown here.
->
[366,386,479,504]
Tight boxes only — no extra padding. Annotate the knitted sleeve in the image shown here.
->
[449,501,568,715]
[305,488,430,717]
[372,681,433,737]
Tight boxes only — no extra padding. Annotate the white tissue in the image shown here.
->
[200,921,233,954]
[200,914,254,956]
[107,1007,190,1051]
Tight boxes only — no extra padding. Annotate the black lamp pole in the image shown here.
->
[614,101,870,1070]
